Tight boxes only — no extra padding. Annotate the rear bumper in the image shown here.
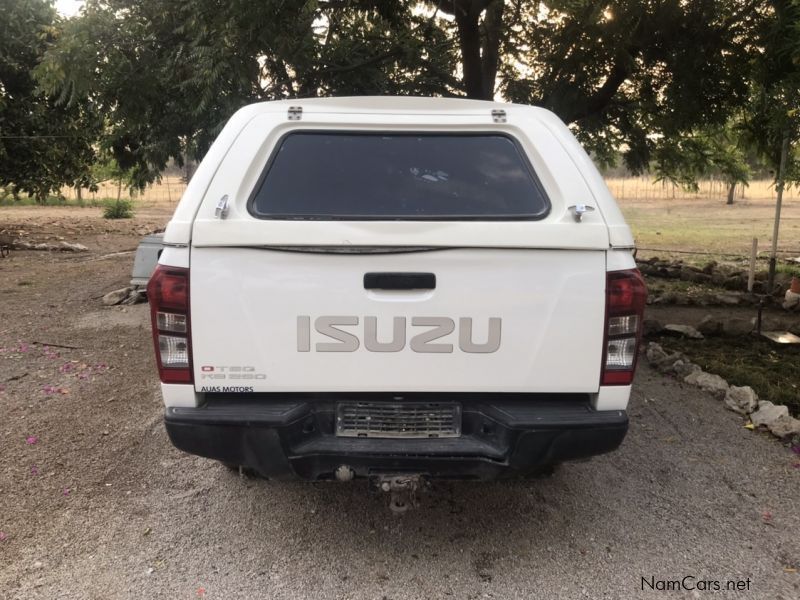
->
[164,393,628,480]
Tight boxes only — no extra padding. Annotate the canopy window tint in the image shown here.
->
[250,133,550,220]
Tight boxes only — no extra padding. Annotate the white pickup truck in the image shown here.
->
[148,97,646,488]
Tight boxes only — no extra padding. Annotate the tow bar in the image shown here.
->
[374,474,425,514]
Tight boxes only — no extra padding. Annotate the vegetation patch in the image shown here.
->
[102,199,134,220]
[654,334,800,416]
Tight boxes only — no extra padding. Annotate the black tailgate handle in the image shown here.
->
[364,272,436,290]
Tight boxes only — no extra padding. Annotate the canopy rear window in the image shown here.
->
[249,132,550,220]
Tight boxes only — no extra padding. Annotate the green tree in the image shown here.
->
[36,0,460,188]
[654,1,800,203]
[650,121,758,205]
[741,0,800,181]
[0,0,99,202]
[36,0,773,189]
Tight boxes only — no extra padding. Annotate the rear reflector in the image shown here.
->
[601,269,647,386]
[148,266,193,384]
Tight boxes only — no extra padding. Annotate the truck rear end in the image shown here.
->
[148,98,645,482]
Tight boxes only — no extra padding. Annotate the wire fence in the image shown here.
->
[59,176,188,207]
[54,176,799,206]
[605,177,799,203]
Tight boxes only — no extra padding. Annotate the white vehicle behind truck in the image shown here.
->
[147,97,646,490]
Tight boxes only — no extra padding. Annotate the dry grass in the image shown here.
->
[59,176,188,207]
[607,177,800,259]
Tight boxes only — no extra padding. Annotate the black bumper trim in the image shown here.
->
[165,394,628,480]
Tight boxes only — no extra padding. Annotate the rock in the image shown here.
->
[768,415,800,439]
[723,386,758,415]
[102,287,131,306]
[57,241,88,252]
[783,290,800,310]
[701,260,717,275]
[664,324,704,339]
[697,315,724,336]
[645,343,689,373]
[655,353,684,373]
[710,272,728,287]
[684,370,729,396]
[686,271,712,284]
[642,319,663,337]
[723,276,746,291]
[750,401,790,428]
[121,288,147,305]
[673,360,701,379]
[646,342,668,363]
[721,317,754,336]
[660,267,681,279]
[638,264,659,276]
[715,293,742,305]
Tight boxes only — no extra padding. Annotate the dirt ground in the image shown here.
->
[1,208,799,599]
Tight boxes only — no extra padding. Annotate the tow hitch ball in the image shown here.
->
[375,474,425,514]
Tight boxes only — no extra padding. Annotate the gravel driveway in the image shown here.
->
[1,241,798,600]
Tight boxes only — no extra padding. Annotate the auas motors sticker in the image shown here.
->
[199,366,266,393]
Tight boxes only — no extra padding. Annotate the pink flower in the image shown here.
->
[30,465,40,476]
[62,488,70,497]
[43,385,56,394]
[0,532,7,542]
[17,343,29,353]
[59,363,76,374]
[25,435,38,445]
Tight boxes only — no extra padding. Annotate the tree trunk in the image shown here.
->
[452,0,505,100]
[479,0,504,99]
[454,5,485,99]
[726,181,735,205]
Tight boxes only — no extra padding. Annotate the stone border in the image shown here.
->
[645,342,800,440]
[637,257,800,311]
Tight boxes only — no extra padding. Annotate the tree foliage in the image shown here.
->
[0,0,99,201]
[23,0,800,194]
[36,0,460,188]
[741,0,800,178]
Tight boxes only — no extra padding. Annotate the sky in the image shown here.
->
[56,0,84,17]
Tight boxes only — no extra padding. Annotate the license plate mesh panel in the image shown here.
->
[336,402,462,439]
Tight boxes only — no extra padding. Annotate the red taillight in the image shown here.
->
[147,265,193,384]
[601,269,647,386]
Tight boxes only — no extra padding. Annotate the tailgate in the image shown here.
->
[190,247,605,393]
